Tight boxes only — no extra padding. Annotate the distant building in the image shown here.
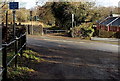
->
[96,14,120,32]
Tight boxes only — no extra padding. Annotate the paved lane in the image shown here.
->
[27,35,119,80]
[27,36,119,53]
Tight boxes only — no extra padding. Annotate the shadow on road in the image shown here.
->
[24,44,119,80]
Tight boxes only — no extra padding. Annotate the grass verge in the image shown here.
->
[7,50,46,80]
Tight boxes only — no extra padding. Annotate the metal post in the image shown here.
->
[2,44,7,80]
[13,10,18,67]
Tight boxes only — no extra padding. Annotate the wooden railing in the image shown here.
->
[0,33,26,80]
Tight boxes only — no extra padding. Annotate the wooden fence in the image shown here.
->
[0,24,26,80]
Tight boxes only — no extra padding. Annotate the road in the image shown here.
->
[27,35,119,80]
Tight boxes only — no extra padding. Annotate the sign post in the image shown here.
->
[9,2,19,68]
[9,2,19,10]
[9,2,19,39]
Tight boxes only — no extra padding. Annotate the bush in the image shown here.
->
[114,32,120,38]
[70,22,94,38]
[97,30,120,38]
[98,30,115,38]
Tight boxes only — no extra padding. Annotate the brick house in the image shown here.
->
[96,14,120,32]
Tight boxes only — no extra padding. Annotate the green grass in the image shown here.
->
[8,66,35,79]
[22,50,45,62]
[7,51,15,63]
[8,50,45,80]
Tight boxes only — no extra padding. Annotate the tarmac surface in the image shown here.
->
[26,35,119,80]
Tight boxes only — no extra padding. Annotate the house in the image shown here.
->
[96,14,120,32]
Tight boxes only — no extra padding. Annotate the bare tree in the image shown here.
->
[0,0,7,9]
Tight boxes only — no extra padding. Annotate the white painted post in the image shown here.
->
[72,14,74,28]
[71,14,75,37]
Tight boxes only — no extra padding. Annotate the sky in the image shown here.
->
[14,0,120,9]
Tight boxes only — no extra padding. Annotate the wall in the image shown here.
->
[26,25,43,35]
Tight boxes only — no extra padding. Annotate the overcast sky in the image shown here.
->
[14,0,120,9]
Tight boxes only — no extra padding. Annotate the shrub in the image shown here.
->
[70,22,94,38]
[98,30,116,38]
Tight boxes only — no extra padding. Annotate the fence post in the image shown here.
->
[28,25,29,34]
[20,36,23,57]
[15,37,18,68]
[23,34,26,50]
[26,25,28,35]
[2,43,7,80]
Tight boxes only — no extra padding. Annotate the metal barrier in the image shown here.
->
[0,33,26,80]
[44,30,67,34]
